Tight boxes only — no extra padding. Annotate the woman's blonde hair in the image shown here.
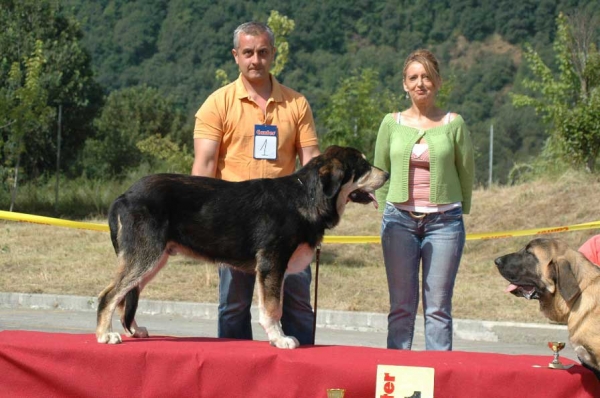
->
[402,49,442,89]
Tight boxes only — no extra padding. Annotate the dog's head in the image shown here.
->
[314,145,389,211]
[494,238,589,321]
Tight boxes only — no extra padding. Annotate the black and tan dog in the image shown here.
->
[495,238,600,374]
[96,145,389,349]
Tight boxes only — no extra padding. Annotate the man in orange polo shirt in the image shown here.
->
[192,21,320,345]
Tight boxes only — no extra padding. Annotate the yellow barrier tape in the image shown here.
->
[1,210,599,243]
[0,210,109,232]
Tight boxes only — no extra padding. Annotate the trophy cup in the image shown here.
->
[326,388,346,398]
[548,341,573,370]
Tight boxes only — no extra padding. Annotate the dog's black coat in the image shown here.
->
[96,145,389,348]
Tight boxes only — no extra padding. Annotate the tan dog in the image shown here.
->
[495,238,600,374]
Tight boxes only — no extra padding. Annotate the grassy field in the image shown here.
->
[1,169,598,324]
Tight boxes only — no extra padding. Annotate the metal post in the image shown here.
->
[488,124,493,188]
[55,104,62,212]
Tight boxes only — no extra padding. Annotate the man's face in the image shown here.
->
[232,32,275,83]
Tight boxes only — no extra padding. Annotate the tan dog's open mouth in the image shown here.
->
[505,283,539,300]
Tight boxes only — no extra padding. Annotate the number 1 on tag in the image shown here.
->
[254,125,278,160]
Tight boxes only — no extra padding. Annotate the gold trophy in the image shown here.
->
[548,341,573,370]
[326,389,346,398]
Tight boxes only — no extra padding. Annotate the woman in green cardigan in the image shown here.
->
[374,49,474,351]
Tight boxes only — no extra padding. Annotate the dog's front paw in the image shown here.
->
[575,345,595,365]
[97,332,123,344]
[270,335,300,349]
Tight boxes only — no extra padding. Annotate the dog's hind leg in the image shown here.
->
[96,279,122,344]
[96,251,142,344]
[96,245,169,344]
[116,250,170,338]
[116,287,148,338]
[255,254,299,349]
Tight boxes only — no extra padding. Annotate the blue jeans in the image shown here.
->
[381,203,465,351]
[218,265,314,345]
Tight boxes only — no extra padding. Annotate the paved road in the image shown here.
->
[0,292,579,364]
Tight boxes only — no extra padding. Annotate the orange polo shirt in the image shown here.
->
[194,74,319,181]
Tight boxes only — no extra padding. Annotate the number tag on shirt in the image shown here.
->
[254,124,278,160]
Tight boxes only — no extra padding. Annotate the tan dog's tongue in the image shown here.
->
[505,284,519,293]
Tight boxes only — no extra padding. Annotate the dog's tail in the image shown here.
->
[107,195,127,254]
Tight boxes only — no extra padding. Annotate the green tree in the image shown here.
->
[58,0,600,187]
[321,68,399,161]
[268,10,294,77]
[0,0,102,178]
[511,12,600,172]
[81,85,185,177]
[0,41,54,210]
[136,134,194,174]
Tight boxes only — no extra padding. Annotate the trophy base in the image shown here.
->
[548,362,574,370]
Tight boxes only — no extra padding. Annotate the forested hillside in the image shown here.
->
[2,0,599,195]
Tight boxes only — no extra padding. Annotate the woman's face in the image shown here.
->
[403,61,437,104]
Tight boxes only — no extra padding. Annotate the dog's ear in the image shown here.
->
[555,258,581,302]
[319,159,344,198]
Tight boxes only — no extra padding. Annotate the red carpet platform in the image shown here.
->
[1,330,599,397]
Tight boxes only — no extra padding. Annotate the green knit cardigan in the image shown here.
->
[373,113,475,214]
